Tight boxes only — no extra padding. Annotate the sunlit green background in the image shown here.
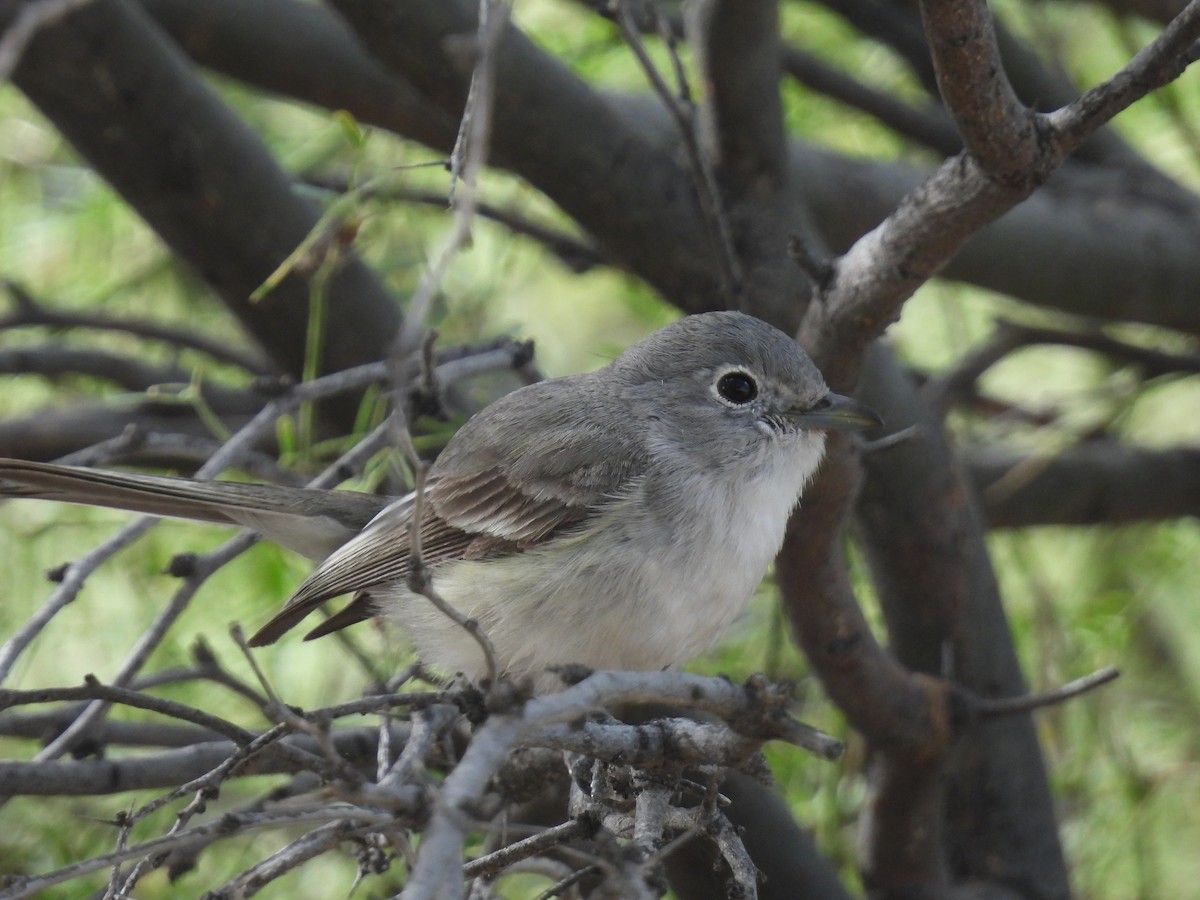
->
[1,2,1199,896]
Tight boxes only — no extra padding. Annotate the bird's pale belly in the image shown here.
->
[378,442,819,690]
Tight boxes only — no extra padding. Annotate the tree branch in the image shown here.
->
[0,281,272,375]
[0,725,409,795]
[772,8,1200,888]
[781,45,962,155]
[971,441,1200,527]
[1048,0,1200,149]
[9,0,404,395]
[124,0,1200,335]
[139,0,459,151]
[920,0,1040,181]
[852,346,1069,894]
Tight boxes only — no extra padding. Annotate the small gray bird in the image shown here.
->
[0,312,879,687]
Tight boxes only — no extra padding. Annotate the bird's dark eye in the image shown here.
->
[716,371,758,405]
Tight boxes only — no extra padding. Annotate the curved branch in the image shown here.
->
[10,0,404,391]
[0,345,194,392]
[0,281,272,375]
[850,346,1069,894]
[920,0,1040,180]
[781,45,962,155]
[0,726,407,795]
[688,0,787,192]
[971,441,1200,527]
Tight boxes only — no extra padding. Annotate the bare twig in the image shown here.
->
[404,671,840,896]
[390,333,501,688]
[1047,0,1200,152]
[212,820,371,896]
[787,232,835,289]
[53,427,301,484]
[404,457,500,687]
[0,518,158,685]
[463,819,595,879]
[614,0,743,302]
[27,539,258,770]
[0,281,272,374]
[970,666,1121,719]
[397,0,511,352]
[0,805,399,900]
[0,680,257,744]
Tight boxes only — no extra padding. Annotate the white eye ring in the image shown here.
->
[712,368,759,406]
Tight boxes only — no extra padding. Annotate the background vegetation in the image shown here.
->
[1,0,1199,897]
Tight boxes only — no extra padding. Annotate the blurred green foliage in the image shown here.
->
[1,1,1199,896]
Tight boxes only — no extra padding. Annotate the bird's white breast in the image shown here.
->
[380,431,827,689]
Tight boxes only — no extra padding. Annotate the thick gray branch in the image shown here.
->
[140,0,459,151]
[854,346,1068,895]
[971,442,1200,527]
[0,726,402,795]
[689,0,787,191]
[9,0,403,388]
[128,0,1200,335]
[326,0,730,314]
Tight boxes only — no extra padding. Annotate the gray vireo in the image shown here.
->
[0,312,879,687]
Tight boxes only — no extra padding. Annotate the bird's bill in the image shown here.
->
[798,392,883,431]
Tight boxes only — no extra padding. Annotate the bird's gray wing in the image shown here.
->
[249,376,648,645]
[247,493,477,645]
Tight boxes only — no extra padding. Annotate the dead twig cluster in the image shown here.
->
[0,658,846,898]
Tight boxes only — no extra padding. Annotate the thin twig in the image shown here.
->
[389,333,500,688]
[533,864,601,900]
[972,666,1121,719]
[0,518,159,685]
[212,820,369,896]
[404,460,500,687]
[613,0,743,303]
[861,425,922,454]
[0,804,399,900]
[0,280,271,374]
[463,819,594,879]
[398,0,511,352]
[7,538,260,803]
